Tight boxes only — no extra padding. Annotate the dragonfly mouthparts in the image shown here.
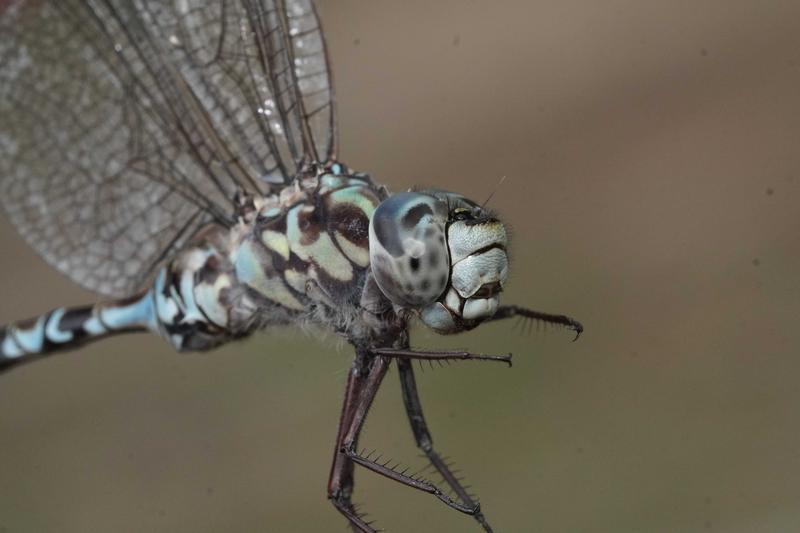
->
[473,281,503,299]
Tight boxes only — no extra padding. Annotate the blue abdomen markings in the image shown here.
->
[0,295,154,372]
[0,173,385,371]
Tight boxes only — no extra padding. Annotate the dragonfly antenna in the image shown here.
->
[481,175,507,209]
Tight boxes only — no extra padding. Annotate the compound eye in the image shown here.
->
[369,193,451,308]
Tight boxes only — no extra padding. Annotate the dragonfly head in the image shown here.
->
[369,190,508,333]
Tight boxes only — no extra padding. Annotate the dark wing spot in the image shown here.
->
[419,279,431,291]
[428,251,438,268]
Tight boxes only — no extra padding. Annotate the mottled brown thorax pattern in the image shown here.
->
[152,172,387,351]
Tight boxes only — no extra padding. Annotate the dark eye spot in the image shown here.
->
[410,257,420,272]
[402,204,433,230]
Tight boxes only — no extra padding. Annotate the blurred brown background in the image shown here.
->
[2,1,799,531]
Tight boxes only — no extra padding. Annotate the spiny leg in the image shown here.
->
[329,346,510,530]
[489,304,584,340]
[372,347,512,366]
[338,355,478,517]
[397,357,495,533]
[328,350,378,532]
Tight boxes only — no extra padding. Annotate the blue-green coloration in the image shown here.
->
[0,2,582,531]
[1,169,384,362]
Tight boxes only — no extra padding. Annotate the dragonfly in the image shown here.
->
[0,1,582,531]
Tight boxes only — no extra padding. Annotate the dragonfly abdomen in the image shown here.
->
[0,296,154,372]
[0,255,242,370]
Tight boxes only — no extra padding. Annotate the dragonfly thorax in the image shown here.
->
[144,172,387,351]
[369,191,508,334]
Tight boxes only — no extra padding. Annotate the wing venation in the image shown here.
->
[0,0,337,297]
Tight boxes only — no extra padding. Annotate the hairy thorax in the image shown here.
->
[152,172,390,351]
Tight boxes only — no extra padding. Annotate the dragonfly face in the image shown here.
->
[369,190,508,333]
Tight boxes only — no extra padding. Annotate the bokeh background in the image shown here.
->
[2,1,799,531]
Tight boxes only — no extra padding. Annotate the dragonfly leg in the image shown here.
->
[338,354,478,518]
[328,349,382,532]
[372,347,512,366]
[489,304,584,340]
[327,414,363,529]
[397,358,495,533]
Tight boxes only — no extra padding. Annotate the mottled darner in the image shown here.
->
[0,1,582,531]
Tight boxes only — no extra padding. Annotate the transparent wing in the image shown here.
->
[0,0,337,297]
